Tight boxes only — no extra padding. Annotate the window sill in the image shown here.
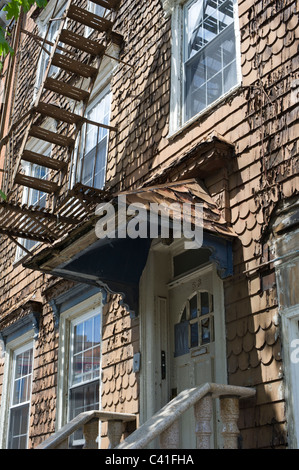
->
[167,82,243,141]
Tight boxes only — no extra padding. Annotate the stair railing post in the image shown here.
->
[219,396,240,449]
[194,394,213,449]
[83,418,99,449]
[159,420,180,449]
[107,420,123,448]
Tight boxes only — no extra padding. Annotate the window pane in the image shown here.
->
[8,403,29,449]
[94,315,101,345]
[184,0,238,121]
[190,294,198,319]
[71,313,101,386]
[69,381,100,443]
[200,292,210,315]
[93,346,101,378]
[190,322,198,348]
[74,322,84,354]
[73,353,83,384]
[77,90,111,189]
[84,318,93,350]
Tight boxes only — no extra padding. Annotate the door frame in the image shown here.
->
[139,239,228,440]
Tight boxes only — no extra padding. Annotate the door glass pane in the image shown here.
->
[201,317,211,343]
[190,294,198,319]
[200,292,210,315]
[190,322,198,348]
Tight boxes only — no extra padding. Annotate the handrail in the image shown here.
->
[35,383,255,450]
[116,383,256,449]
[36,410,136,449]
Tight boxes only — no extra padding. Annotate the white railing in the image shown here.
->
[36,383,255,450]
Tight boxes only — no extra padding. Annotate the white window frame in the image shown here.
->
[281,306,299,449]
[0,331,35,449]
[33,0,68,102]
[164,0,242,137]
[56,292,103,448]
[73,85,111,191]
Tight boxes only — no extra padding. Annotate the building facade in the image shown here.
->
[0,0,298,449]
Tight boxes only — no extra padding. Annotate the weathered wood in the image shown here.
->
[36,101,83,125]
[67,4,113,32]
[60,29,106,56]
[22,150,67,171]
[29,126,75,147]
[44,77,90,102]
[51,53,98,78]
[15,173,60,194]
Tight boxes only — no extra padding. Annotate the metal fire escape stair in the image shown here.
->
[12,0,120,197]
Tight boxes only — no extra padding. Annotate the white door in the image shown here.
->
[169,265,226,448]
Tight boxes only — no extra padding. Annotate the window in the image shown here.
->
[34,1,67,96]
[7,344,33,449]
[166,0,241,132]
[175,290,214,356]
[16,147,50,259]
[75,87,111,189]
[184,0,239,121]
[69,312,101,428]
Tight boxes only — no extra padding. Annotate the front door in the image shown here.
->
[169,265,226,448]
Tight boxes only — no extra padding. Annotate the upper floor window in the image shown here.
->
[167,0,241,133]
[34,0,67,97]
[184,0,239,121]
[75,86,111,190]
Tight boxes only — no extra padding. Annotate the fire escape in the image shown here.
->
[0,0,122,252]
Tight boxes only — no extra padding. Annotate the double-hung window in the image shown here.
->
[7,344,33,449]
[183,0,240,122]
[75,87,111,190]
[68,311,101,446]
